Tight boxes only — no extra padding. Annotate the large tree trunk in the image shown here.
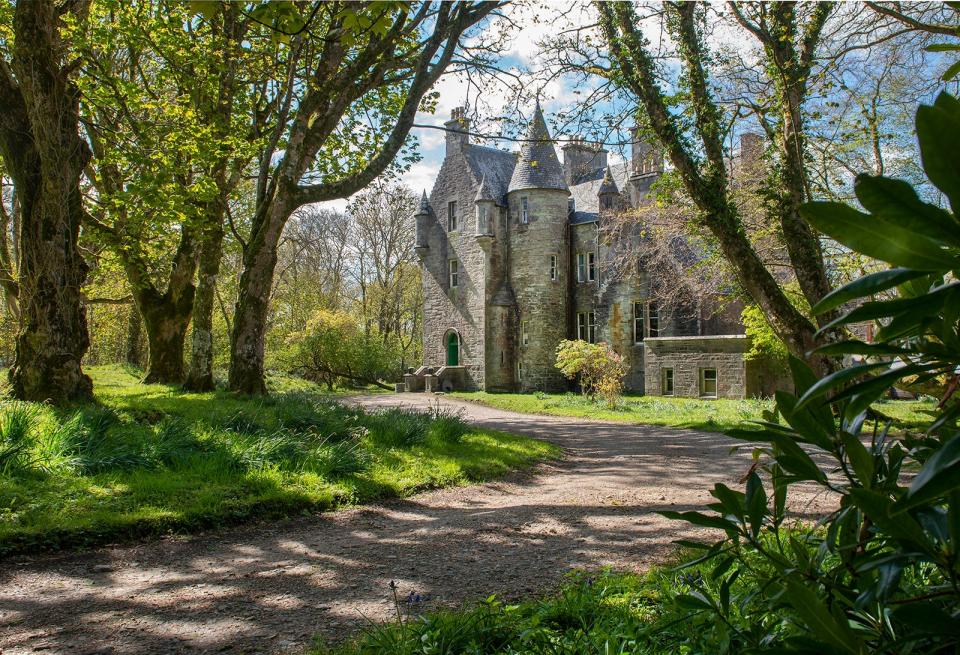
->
[122,226,198,384]
[228,199,287,395]
[125,304,144,368]
[136,287,194,384]
[183,222,224,392]
[0,0,92,402]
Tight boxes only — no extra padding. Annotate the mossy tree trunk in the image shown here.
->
[0,0,93,402]
[597,1,837,373]
[183,220,224,391]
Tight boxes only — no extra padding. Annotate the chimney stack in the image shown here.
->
[561,137,607,185]
[630,127,663,175]
[444,107,470,157]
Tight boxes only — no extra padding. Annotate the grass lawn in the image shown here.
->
[448,390,937,434]
[0,366,558,557]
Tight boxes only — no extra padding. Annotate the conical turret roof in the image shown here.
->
[508,102,568,194]
[415,190,430,215]
[598,166,619,195]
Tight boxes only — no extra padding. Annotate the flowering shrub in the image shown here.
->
[555,339,626,406]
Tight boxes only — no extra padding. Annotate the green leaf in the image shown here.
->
[942,60,960,82]
[849,489,934,553]
[710,483,745,521]
[926,43,960,52]
[916,93,960,214]
[840,433,874,488]
[783,577,863,654]
[801,201,960,271]
[745,471,767,537]
[855,175,960,247]
[189,0,219,21]
[674,592,714,611]
[891,602,960,636]
[789,356,835,435]
[777,391,835,451]
[659,510,739,533]
[899,434,960,509]
[795,361,893,410]
[811,268,928,315]
[813,340,910,357]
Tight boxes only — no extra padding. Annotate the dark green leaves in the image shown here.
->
[802,201,960,271]
[811,268,928,315]
[916,93,960,214]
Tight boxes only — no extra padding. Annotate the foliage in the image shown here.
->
[742,283,812,364]
[282,309,406,390]
[660,93,960,654]
[0,366,558,557]
[318,541,873,655]
[554,340,627,402]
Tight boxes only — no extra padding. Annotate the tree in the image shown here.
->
[228,1,500,394]
[347,182,421,355]
[555,339,626,400]
[282,309,400,390]
[662,91,960,654]
[596,1,836,371]
[0,0,93,402]
[78,0,257,386]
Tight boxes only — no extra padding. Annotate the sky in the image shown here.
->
[318,1,622,213]
[316,1,953,214]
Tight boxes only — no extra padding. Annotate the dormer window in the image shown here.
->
[568,198,575,215]
[520,197,529,224]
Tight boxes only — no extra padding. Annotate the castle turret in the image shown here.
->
[506,102,570,391]
[414,190,430,259]
[474,174,495,247]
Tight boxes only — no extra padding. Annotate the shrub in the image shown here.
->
[281,309,403,390]
[555,339,627,405]
[661,92,960,653]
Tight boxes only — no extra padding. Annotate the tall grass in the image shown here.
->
[0,366,559,557]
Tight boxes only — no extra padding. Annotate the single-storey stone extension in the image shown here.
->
[410,104,774,399]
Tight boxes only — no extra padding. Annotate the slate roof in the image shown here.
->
[507,102,568,194]
[416,190,430,215]
[464,144,516,206]
[568,162,631,224]
[474,174,496,202]
[598,166,619,195]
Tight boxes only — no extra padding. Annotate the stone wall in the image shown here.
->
[420,151,488,390]
[643,335,750,399]
[508,188,570,391]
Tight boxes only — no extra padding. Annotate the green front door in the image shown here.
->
[446,332,459,366]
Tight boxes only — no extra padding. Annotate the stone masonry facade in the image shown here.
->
[414,105,755,398]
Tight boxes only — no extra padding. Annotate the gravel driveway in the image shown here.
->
[0,394,833,654]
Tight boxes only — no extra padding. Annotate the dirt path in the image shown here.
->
[0,394,833,655]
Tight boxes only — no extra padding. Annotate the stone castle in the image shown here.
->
[407,104,773,399]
